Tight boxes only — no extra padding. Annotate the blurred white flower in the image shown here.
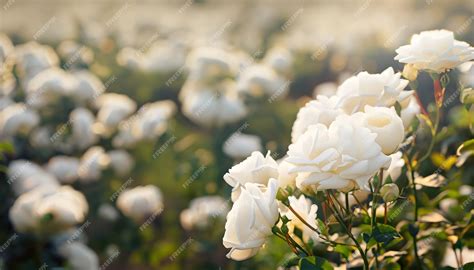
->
[9,186,88,233]
[142,41,187,73]
[59,242,99,270]
[46,156,80,184]
[8,160,59,196]
[459,62,474,87]
[117,185,164,222]
[313,82,338,98]
[0,103,39,137]
[395,30,474,73]
[97,203,119,222]
[180,196,229,230]
[181,82,247,127]
[72,71,104,103]
[287,116,391,191]
[0,34,15,71]
[112,123,138,149]
[224,151,279,201]
[0,96,13,110]
[442,247,474,268]
[131,100,176,140]
[353,106,405,154]
[26,68,78,108]
[116,47,142,70]
[336,67,413,114]
[0,72,16,97]
[14,42,59,82]
[400,95,421,129]
[291,95,344,143]
[384,151,405,182]
[70,108,98,150]
[57,40,94,68]
[263,47,293,76]
[29,126,53,148]
[223,179,279,261]
[281,195,319,242]
[95,93,137,131]
[78,146,110,182]
[237,64,287,98]
[223,133,262,159]
[107,150,134,176]
[186,47,239,82]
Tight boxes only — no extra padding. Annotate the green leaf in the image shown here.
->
[316,219,328,236]
[463,262,474,270]
[334,245,351,260]
[372,224,400,246]
[299,256,333,270]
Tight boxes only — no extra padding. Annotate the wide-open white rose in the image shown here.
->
[395,30,474,73]
[117,185,164,222]
[281,195,319,243]
[336,67,413,114]
[287,117,391,191]
[291,95,344,143]
[354,106,405,154]
[223,179,279,261]
[277,159,297,189]
[224,151,278,201]
[223,133,262,159]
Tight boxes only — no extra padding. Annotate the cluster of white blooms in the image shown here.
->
[180,196,229,230]
[222,29,474,262]
[0,34,171,267]
[116,40,187,73]
[180,46,292,127]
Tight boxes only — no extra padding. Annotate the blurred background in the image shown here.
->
[0,0,473,269]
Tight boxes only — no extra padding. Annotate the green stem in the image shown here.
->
[407,160,423,269]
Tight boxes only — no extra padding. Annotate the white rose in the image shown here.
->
[95,93,136,130]
[72,70,104,103]
[395,30,474,73]
[107,150,134,176]
[281,195,319,243]
[131,100,176,140]
[336,67,413,114]
[223,133,262,160]
[223,179,279,261]
[59,242,99,270]
[0,34,14,69]
[181,82,247,127]
[263,47,293,76]
[287,117,391,191]
[277,159,297,189]
[9,186,88,233]
[57,40,94,67]
[46,156,80,184]
[180,196,229,230]
[237,64,288,98]
[384,151,405,182]
[97,203,119,222]
[355,106,405,154]
[0,103,39,137]
[116,47,142,70]
[291,95,344,143]
[224,151,278,201]
[78,146,110,182]
[400,95,421,129]
[7,160,59,196]
[117,185,164,222]
[186,47,239,82]
[70,108,98,150]
[14,42,59,81]
[142,41,187,73]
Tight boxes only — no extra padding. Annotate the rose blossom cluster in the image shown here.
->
[221,29,474,262]
[1,34,171,268]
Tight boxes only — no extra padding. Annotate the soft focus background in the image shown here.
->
[1,0,473,269]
